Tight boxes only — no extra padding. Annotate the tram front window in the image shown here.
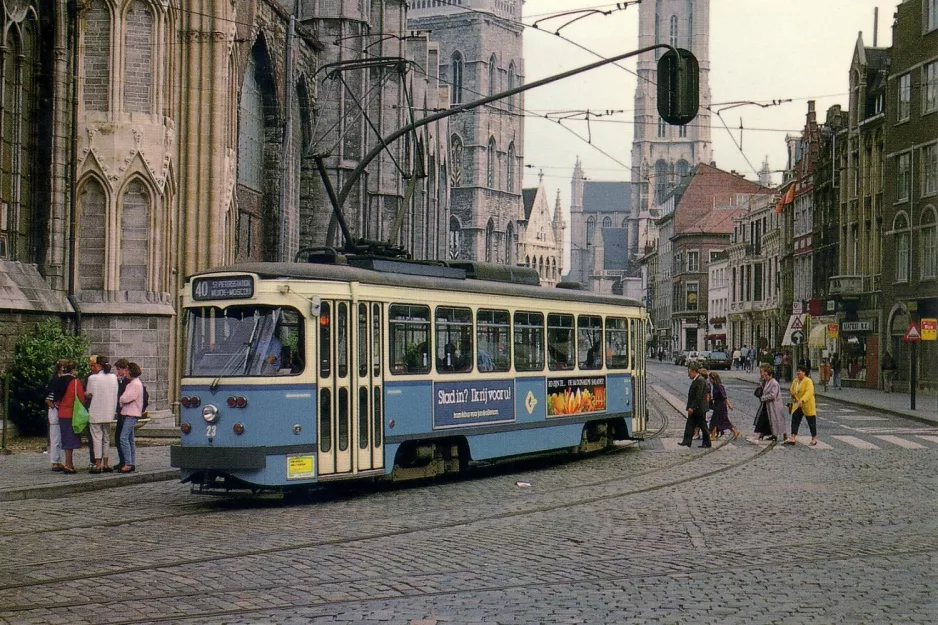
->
[184,306,305,377]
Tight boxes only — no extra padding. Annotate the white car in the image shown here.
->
[686,350,699,365]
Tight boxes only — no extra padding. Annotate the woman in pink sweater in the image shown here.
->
[117,362,144,473]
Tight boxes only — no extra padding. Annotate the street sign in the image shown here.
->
[791,316,804,331]
[841,321,872,333]
[782,314,807,346]
[922,318,937,341]
[792,301,803,314]
[791,330,805,345]
[903,322,921,342]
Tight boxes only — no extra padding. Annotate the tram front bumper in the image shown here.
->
[170,445,267,470]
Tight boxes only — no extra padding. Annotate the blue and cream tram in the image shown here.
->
[170,256,648,492]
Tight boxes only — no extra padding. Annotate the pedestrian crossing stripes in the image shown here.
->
[659,434,938,451]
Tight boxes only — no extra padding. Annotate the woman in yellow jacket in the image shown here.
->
[785,364,818,446]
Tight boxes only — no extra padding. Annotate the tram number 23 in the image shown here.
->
[205,425,217,438]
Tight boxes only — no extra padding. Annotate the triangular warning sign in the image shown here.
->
[791,316,804,331]
[904,323,921,341]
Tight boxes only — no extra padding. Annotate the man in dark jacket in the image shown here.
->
[680,363,712,448]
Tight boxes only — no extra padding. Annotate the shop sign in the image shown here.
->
[921,318,937,341]
[792,301,803,314]
[841,321,872,333]
[827,323,839,339]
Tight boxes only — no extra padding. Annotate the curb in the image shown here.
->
[0,470,179,502]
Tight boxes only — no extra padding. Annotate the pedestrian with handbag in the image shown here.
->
[787,365,818,446]
[708,371,740,440]
[758,363,791,443]
[50,360,86,474]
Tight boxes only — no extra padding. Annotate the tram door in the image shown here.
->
[316,300,384,477]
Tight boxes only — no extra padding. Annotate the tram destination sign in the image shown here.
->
[192,275,255,301]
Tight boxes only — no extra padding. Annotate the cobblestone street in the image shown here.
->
[1,363,936,624]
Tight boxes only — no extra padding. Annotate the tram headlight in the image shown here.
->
[202,404,220,424]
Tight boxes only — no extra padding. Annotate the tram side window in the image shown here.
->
[514,311,545,371]
[320,302,332,377]
[477,309,510,372]
[435,306,473,373]
[605,317,630,369]
[547,313,575,370]
[184,306,305,377]
[577,315,603,370]
[389,304,431,375]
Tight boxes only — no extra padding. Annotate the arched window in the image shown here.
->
[586,216,596,246]
[124,0,153,113]
[602,216,612,228]
[120,180,150,292]
[450,134,463,186]
[657,116,666,138]
[78,180,107,291]
[670,15,679,47]
[487,137,497,188]
[507,62,516,111]
[448,216,461,259]
[488,54,497,97]
[506,142,515,192]
[2,18,42,263]
[451,51,463,105]
[485,219,495,262]
[922,207,937,279]
[83,0,110,111]
[894,213,911,283]
[676,159,690,181]
[655,160,669,204]
[505,222,515,265]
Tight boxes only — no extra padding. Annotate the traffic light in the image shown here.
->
[657,48,699,125]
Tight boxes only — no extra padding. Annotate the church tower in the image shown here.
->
[629,0,712,254]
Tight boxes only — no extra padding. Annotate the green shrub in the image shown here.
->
[5,319,89,437]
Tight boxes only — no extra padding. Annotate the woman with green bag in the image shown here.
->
[52,360,86,474]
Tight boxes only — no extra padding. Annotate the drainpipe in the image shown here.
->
[279,1,298,262]
[66,0,81,334]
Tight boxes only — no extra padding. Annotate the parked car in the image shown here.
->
[698,350,712,367]
[685,350,699,366]
[673,350,690,366]
[707,350,732,370]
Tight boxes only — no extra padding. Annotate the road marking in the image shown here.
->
[915,436,938,445]
[797,438,833,450]
[873,435,927,449]
[831,435,881,449]
[858,427,938,435]
[837,416,888,421]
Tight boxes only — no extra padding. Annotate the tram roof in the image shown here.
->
[193,261,643,309]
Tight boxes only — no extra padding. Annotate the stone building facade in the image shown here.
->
[519,180,565,287]
[0,0,452,423]
[408,0,525,264]
[629,0,712,257]
[882,0,938,393]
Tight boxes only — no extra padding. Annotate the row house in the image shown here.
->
[883,0,938,394]
[666,164,769,352]
[726,194,782,351]
[707,250,729,350]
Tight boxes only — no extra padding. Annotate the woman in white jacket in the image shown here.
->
[85,356,119,473]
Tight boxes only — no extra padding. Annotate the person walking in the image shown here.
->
[117,362,145,473]
[758,363,790,443]
[732,347,741,370]
[787,365,818,446]
[44,360,66,472]
[679,363,711,448]
[881,352,897,393]
[708,371,740,440]
[52,360,85,474]
[85,355,119,473]
[831,353,842,390]
[773,350,783,381]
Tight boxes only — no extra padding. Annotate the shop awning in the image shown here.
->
[808,324,826,348]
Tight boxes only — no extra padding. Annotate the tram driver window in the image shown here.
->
[605,317,629,369]
[547,313,575,371]
[577,315,603,370]
[514,311,545,371]
[435,306,473,373]
[389,304,431,375]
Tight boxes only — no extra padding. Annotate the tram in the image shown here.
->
[170,253,648,493]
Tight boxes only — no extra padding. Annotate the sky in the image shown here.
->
[520,0,895,224]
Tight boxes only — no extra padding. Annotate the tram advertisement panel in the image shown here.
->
[434,379,515,428]
[547,377,607,417]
